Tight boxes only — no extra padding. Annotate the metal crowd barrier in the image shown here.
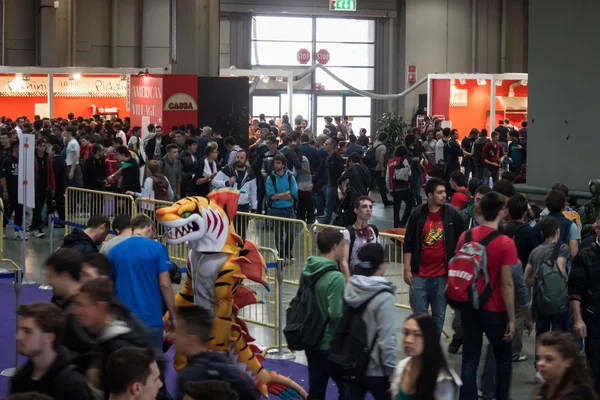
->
[65,187,136,236]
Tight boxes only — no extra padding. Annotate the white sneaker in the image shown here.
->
[29,230,45,238]
[14,231,27,240]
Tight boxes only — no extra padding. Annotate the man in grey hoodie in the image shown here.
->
[160,144,182,200]
[342,243,397,398]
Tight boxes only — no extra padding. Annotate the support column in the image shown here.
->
[47,73,54,118]
[172,0,220,76]
[39,0,58,67]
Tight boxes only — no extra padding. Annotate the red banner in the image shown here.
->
[129,75,164,131]
[162,75,198,130]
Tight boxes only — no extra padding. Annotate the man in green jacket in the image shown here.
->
[302,227,348,400]
[459,184,490,230]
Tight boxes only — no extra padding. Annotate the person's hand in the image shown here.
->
[68,170,74,180]
[166,318,177,333]
[504,320,515,342]
[261,172,268,178]
[229,176,236,186]
[125,191,135,196]
[308,183,313,192]
[412,157,419,162]
[574,319,587,338]
[524,318,533,335]
[517,144,523,150]
[508,158,513,164]
[403,268,413,286]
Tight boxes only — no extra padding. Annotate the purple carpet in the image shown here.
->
[0,279,358,399]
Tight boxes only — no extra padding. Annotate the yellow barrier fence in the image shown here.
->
[64,187,136,235]
[309,223,410,309]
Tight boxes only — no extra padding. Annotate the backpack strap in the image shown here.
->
[465,229,473,243]
[347,226,356,257]
[270,174,277,194]
[370,224,379,238]
[478,230,502,247]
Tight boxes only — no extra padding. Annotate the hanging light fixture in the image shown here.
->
[521,80,528,86]
[22,74,30,81]
[14,73,23,81]
[73,73,82,80]
[477,79,486,86]
[459,79,466,85]
[496,79,503,86]
[450,79,455,85]
[276,76,284,82]
[262,75,270,83]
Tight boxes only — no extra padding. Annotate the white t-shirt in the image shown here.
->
[66,138,80,166]
[342,226,384,271]
[128,135,139,148]
[435,139,445,163]
[116,130,126,145]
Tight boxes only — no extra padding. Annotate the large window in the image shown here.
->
[251,16,312,66]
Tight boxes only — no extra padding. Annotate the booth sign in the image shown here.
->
[0,76,127,97]
[163,93,198,111]
[450,87,468,107]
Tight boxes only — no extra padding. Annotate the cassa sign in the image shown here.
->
[163,93,198,111]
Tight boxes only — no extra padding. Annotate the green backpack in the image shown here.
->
[534,243,568,316]
[363,143,382,170]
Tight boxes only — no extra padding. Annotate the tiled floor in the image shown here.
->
[0,201,538,399]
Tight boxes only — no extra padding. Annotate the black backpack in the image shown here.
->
[284,266,338,351]
[363,143,382,170]
[328,291,389,383]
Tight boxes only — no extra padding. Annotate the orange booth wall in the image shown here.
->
[431,78,528,139]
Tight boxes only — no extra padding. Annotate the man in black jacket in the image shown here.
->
[175,306,259,400]
[569,215,600,392]
[61,214,110,254]
[71,278,170,399]
[403,177,464,337]
[323,137,345,225]
[83,143,106,191]
[337,153,371,225]
[10,302,92,399]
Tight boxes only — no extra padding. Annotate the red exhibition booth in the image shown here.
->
[427,73,529,138]
[0,67,199,135]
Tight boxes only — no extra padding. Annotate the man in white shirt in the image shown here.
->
[434,130,445,164]
[341,196,382,277]
[65,126,82,187]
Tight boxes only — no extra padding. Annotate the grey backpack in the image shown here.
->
[534,243,568,316]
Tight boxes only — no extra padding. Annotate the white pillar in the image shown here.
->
[489,76,496,133]
[287,72,294,119]
[48,73,54,118]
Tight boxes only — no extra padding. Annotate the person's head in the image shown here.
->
[106,347,162,399]
[184,138,197,155]
[498,120,504,126]
[536,332,595,397]
[540,216,560,242]
[469,128,479,139]
[49,143,61,157]
[348,133,357,144]
[92,143,105,159]
[110,214,131,236]
[509,130,519,141]
[449,171,466,190]
[234,149,248,168]
[354,196,373,222]
[500,170,516,183]
[480,128,488,138]
[6,392,53,400]
[300,133,310,144]
[273,154,287,173]
[376,131,388,143]
[166,143,179,161]
[479,191,506,222]
[131,214,155,239]
[425,177,446,206]
[324,116,332,124]
[85,214,111,244]
[545,190,566,214]
[393,145,408,159]
[224,136,236,151]
[475,185,491,208]
[265,134,278,153]
[146,159,161,175]
[172,131,183,146]
[507,194,528,221]
[35,138,47,154]
[467,178,483,197]
[72,278,114,331]
[0,130,10,147]
[324,137,338,155]
[551,183,569,198]
[183,381,238,400]
[492,179,516,199]
[491,131,500,144]
[442,128,451,139]
[354,243,386,277]
[205,143,218,161]
[347,152,361,167]
[450,129,459,141]
[175,306,213,356]
[425,129,433,140]
[402,313,448,399]
[17,302,65,356]
[115,145,131,162]
[316,227,346,261]
[81,253,113,282]
[45,249,83,298]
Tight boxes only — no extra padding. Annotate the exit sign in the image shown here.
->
[330,0,356,11]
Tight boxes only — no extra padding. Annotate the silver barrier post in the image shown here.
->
[21,138,34,285]
[1,268,23,377]
[39,215,53,290]
[266,257,295,360]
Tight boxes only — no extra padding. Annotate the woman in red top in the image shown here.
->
[79,135,94,168]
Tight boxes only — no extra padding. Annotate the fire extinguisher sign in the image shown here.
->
[407,65,417,83]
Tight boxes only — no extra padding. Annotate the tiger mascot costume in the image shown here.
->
[156,189,306,399]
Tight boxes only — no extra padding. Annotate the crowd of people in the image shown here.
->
[6,110,600,400]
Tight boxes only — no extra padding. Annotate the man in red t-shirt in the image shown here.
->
[449,170,470,211]
[481,131,505,184]
[455,191,516,400]
[403,177,464,338]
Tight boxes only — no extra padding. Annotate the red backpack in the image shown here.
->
[447,230,501,310]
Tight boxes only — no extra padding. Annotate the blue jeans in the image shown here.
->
[459,309,512,400]
[464,160,475,182]
[482,167,499,185]
[314,188,325,216]
[146,326,164,361]
[409,276,447,338]
[269,207,296,259]
[323,185,338,225]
